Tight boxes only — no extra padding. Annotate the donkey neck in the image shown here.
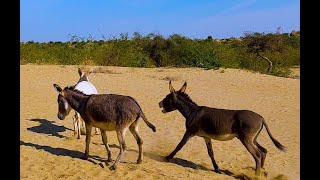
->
[64,90,90,112]
[175,94,200,119]
[78,76,89,83]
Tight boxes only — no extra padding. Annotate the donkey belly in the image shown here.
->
[209,134,236,141]
[92,121,116,131]
[197,131,236,141]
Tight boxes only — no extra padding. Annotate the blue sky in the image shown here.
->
[20,0,300,42]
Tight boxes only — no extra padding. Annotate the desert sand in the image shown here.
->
[20,65,299,180]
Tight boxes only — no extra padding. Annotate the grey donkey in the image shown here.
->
[53,84,156,170]
[159,81,285,176]
[71,67,100,139]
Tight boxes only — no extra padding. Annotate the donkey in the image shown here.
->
[71,68,100,139]
[159,81,286,176]
[53,84,156,170]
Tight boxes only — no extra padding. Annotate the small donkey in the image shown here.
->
[72,68,100,138]
[53,84,156,170]
[159,81,285,176]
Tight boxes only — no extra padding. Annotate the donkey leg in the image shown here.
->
[77,118,82,139]
[253,126,267,169]
[101,130,112,162]
[256,142,267,169]
[82,123,92,160]
[240,138,262,176]
[110,129,127,170]
[204,137,221,174]
[80,117,86,135]
[94,127,100,135]
[74,112,83,138]
[72,115,78,137]
[129,122,144,164]
[166,131,194,161]
[72,112,81,139]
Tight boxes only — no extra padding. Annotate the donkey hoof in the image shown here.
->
[214,169,222,174]
[81,155,89,160]
[137,159,142,164]
[263,171,268,177]
[255,169,265,177]
[109,165,117,171]
[165,156,172,162]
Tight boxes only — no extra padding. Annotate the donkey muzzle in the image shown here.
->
[159,101,166,113]
[57,113,65,120]
[159,101,163,108]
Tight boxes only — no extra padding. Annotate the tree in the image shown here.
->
[132,32,142,40]
[119,32,129,40]
[243,32,284,72]
[143,34,169,67]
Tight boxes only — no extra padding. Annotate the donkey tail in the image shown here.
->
[130,96,156,132]
[140,112,156,132]
[262,118,286,152]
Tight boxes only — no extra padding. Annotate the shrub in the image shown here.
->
[20,30,299,77]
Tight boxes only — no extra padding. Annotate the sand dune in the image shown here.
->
[20,65,300,180]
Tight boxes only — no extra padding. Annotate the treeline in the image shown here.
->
[20,31,300,77]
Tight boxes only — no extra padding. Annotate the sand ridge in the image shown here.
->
[20,65,299,179]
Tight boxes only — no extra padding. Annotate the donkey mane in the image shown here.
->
[64,86,90,97]
[177,92,198,106]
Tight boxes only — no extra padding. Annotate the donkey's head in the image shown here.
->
[78,67,94,82]
[159,81,187,113]
[53,84,72,120]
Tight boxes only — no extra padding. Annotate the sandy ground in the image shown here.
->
[20,65,300,180]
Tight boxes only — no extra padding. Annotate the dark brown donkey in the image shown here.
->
[159,81,285,176]
[53,84,156,170]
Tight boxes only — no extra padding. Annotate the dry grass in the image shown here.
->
[160,76,179,81]
[91,67,121,74]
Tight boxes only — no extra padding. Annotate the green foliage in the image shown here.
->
[20,31,300,77]
[270,67,292,77]
[241,31,300,73]
[166,35,220,69]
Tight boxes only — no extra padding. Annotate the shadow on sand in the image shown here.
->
[91,143,166,164]
[101,143,167,163]
[167,158,251,180]
[27,119,73,138]
[91,143,243,179]
[20,140,252,178]
[120,145,247,179]
[20,140,84,159]
[20,140,108,167]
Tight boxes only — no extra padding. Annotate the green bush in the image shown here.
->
[20,31,300,77]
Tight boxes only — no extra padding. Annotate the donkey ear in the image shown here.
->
[69,84,76,90]
[53,84,62,93]
[169,81,176,93]
[179,82,187,93]
[78,67,83,76]
[88,68,94,75]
